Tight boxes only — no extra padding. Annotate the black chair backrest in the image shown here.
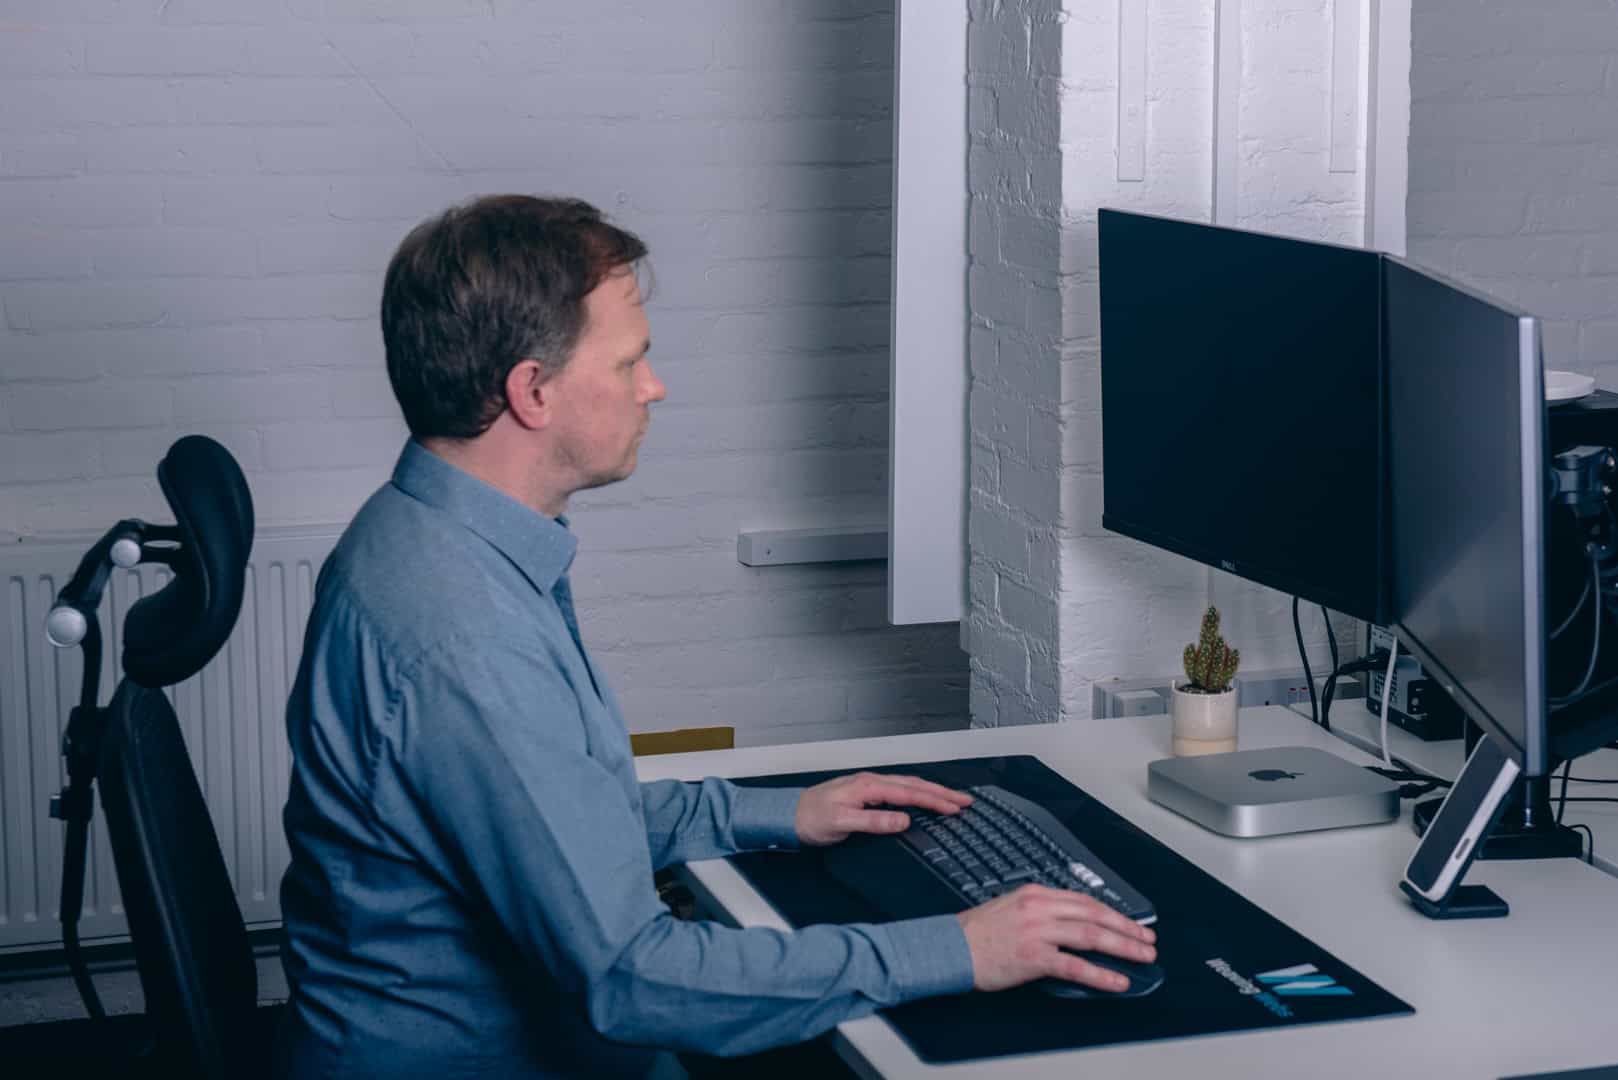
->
[96,434,259,1077]
[98,682,258,1078]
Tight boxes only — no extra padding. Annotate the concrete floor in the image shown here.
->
[0,955,287,1028]
[0,954,857,1078]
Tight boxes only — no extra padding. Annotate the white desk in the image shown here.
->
[636,706,1618,1079]
[1315,699,1618,875]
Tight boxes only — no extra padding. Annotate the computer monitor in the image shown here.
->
[1097,209,1386,623]
[1384,258,1549,778]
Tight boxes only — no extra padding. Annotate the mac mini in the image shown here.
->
[1146,747,1400,838]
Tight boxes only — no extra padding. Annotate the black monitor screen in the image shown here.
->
[1385,259,1546,775]
[1098,209,1385,622]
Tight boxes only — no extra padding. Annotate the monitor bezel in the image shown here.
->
[1388,261,1547,777]
[1099,512,1382,624]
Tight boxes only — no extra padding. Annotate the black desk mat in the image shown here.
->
[728,754,1413,1063]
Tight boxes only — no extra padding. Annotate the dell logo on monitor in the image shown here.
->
[1221,559,1237,572]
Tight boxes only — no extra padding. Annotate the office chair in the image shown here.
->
[17,434,277,1078]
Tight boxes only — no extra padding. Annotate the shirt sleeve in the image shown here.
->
[639,778,803,869]
[379,634,976,1057]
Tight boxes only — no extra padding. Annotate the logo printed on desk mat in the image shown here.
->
[1256,963,1354,997]
[1207,958,1293,1018]
[1207,959,1355,1019]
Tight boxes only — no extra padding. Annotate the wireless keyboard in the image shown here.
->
[896,784,1157,925]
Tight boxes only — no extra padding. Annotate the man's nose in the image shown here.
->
[642,362,668,404]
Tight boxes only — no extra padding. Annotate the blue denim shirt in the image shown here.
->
[275,441,974,1079]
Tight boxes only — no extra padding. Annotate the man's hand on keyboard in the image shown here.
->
[956,885,1158,994]
[794,772,974,847]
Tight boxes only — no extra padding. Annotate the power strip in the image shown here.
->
[1093,671,1361,718]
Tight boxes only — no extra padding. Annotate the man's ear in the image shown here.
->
[504,358,552,431]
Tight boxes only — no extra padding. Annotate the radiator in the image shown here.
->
[0,527,339,951]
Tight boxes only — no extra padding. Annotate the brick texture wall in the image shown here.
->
[969,0,1366,724]
[1407,1,1618,386]
[963,0,1065,727]
[0,0,967,747]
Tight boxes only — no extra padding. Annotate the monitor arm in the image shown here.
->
[1550,444,1616,538]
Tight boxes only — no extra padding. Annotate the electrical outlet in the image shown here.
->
[1092,676,1174,718]
[1095,670,1357,717]
[1235,667,1316,708]
[1114,689,1166,717]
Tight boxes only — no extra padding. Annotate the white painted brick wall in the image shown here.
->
[0,0,966,747]
[965,0,1065,728]
[970,1,1368,725]
[1407,2,1618,389]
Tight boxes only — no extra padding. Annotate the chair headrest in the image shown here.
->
[123,436,255,689]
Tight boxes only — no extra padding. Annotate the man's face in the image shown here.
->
[545,270,665,493]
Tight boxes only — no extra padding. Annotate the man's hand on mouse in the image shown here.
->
[794,771,973,847]
[956,885,1158,993]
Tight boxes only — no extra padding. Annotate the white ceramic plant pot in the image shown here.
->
[1170,684,1238,756]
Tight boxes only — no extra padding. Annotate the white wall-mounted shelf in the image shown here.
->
[737,527,888,567]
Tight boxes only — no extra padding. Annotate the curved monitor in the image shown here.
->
[1385,259,1547,777]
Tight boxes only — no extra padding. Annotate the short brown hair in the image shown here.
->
[380,195,647,439]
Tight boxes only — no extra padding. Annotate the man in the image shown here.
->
[275,195,1156,1078]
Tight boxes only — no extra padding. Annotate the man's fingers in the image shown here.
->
[856,776,973,815]
[873,774,974,807]
[1051,899,1156,944]
[1048,950,1132,993]
[1019,885,1156,943]
[1043,920,1158,965]
[841,808,911,834]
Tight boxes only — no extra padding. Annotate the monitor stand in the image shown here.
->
[1411,721,1583,860]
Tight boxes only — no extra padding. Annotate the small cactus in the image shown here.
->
[1182,606,1240,693]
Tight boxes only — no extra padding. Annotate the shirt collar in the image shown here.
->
[390,439,577,592]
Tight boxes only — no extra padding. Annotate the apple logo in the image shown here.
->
[1249,769,1303,782]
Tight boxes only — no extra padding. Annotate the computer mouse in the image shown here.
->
[1037,951,1165,999]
